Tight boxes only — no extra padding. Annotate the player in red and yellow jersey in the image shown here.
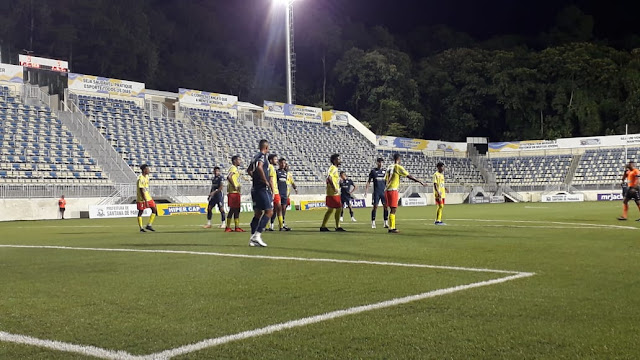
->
[266,154,284,231]
[320,154,346,232]
[433,162,447,225]
[137,164,158,232]
[225,155,244,232]
[619,161,640,221]
[385,153,424,233]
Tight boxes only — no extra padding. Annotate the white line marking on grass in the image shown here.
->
[432,224,592,230]
[142,272,534,360]
[524,206,549,209]
[449,218,637,230]
[0,245,518,274]
[0,331,135,360]
[0,245,535,359]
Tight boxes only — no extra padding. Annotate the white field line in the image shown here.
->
[0,331,134,360]
[0,245,518,274]
[448,218,637,230]
[0,245,535,359]
[437,224,607,230]
[141,272,534,360]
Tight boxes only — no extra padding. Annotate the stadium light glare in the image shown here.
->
[273,0,297,104]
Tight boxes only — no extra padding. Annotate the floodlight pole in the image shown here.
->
[284,0,296,104]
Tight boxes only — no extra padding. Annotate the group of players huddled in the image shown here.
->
[134,139,448,246]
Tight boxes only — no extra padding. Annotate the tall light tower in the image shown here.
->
[278,0,297,104]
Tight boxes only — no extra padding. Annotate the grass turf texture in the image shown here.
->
[0,201,638,359]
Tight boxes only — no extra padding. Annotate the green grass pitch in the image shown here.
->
[1,202,639,359]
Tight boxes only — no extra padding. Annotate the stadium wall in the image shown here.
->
[0,198,101,221]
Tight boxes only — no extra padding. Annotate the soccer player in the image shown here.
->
[339,171,357,222]
[433,162,447,225]
[58,195,66,220]
[618,161,640,221]
[276,158,293,231]
[622,164,631,198]
[266,154,284,231]
[282,163,298,228]
[320,154,346,232]
[385,153,424,233]
[247,139,272,247]
[364,157,388,229]
[225,155,244,232]
[137,164,158,232]
[204,167,225,229]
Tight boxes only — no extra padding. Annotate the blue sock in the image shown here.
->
[220,209,226,222]
[383,209,389,221]
[250,216,259,234]
[257,214,270,233]
[371,209,376,221]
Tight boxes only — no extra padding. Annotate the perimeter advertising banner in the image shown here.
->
[68,73,146,98]
[489,133,640,153]
[264,101,322,122]
[299,199,365,210]
[89,204,151,219]
[541,194,585,203]
[179,88,238,109]
[322,110,350,125]
[377,136,466,152]
[488,140,559,153]
[157,203,208,216]
[0,63,24,83]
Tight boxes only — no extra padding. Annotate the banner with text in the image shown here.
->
[400,197,428,207]
[489,133,640,153]
[179,88,238,109]
[264,101,322,122]
[322,110,349,125]
[89,204,151,219]
[597,193,624,201]
[68,73,145,98]
[541,194,585,203]
[0,63,24,83]
[377,136,466,152]
[157,203,208,216]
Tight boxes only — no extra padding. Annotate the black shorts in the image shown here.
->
[280,195,288,207]
[252,188,274,211]
[372,191,386,206]
[625,187,640,202]
[622,185,629,197]
[208,193,223,208]
[341,195,352,206]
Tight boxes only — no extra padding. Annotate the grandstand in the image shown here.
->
[488,154,573,186]
[572,148,637,186]
[0,86,107,184]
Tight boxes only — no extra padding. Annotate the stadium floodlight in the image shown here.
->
[274,0,297,104]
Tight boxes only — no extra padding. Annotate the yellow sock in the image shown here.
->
[234,218,240,228]
[137,217,143,228]
[437,205,443,222]
[334,209,341,228]
[390,214,396,229]
[322,209,333,228]
[266,220,271,229]
[226,216,232,228]
[278,215,284,229]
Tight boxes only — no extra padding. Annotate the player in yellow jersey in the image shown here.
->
[282,162,297,228]
[266,154,284,231]
[433,162,447,225]
[320,154,346,232]
[225,155,244,232]
[384,153,424,233]
[136,164,158,232]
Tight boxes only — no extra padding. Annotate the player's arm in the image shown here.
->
[350,181,357,194]
[433,175,440,198]
[227,171,238,189]
[137,180,148,206]
[290,175,298,194]
[327,172,338,193]
[407,174,425,186]
[256,161,272,192]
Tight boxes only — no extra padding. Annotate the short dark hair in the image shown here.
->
[259,139,269,150]
[437,162,444,167]
[376,157,384,163]
[140,164,148,171]
[231,155,239,163]
[393,153,401,161]
[268,154,277,161]
[330,154,340,164]
[339,171,346,176]
[279,158,286,163]
[214,166,220,171]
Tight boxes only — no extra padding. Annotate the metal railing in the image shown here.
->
[0,184,115,199]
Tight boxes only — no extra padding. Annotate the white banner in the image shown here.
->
[19,55,68,72]
[89,204,151,219]
[377,136,466,153]
[401,197,428,207]
[0,63,24,83]
[490,133,640,153]
[541,194,584,203]
[179,88,238,109]
[264,101,322,122]
[68,73,145,98]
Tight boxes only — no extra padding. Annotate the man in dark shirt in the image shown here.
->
[247,139,273,247]
[205,167,225,229]
[276,158,292,231]
[339,171,357,222]
[364,157,389,229]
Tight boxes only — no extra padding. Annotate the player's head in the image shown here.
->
[60,195,65,199]
[340,171,347,180]
[259,139,269,152]
[268,154,278,165]
[214,166,221,176]
[140,164,150,175]
[393,153,401,164]
[279,158,287,169]
[330,153,341,166]
[231,155,241,166]
[629,161,636,170]
[376,157,383,168]
[437,162,445,173]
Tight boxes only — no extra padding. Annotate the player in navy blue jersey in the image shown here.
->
[276,158,292,231]
[246,139,273,247]
[204,167,226,229]
[364,157,389,229]
[339,171,357,222]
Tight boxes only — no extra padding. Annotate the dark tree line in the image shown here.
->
[1,1,640,141]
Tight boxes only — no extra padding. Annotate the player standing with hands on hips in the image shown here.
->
[433,162,447,225]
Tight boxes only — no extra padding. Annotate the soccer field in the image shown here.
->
[1,202,638,359]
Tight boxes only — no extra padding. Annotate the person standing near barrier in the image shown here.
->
[58,195,66,220]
